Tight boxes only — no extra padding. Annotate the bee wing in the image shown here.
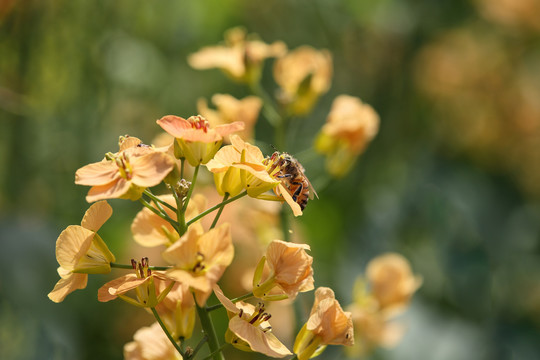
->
[308,179,318,200]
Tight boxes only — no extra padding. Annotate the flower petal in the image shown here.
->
[131,152,175,187]
[85,178,131,203]
[156,115,191,138]
[97,274,141,302]
[56,225,95,270]
[229,317,292,357]
[48,271,88,303]
[81,200,113,232]
[75,161,119,186]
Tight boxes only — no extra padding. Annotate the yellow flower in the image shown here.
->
[162,223,234,306]
[213,285,292,358]
[366,253,422,312]
[188,27,287,84]
[155,281,196,340]
[124,322,182,360]
[48,201,116,303]
[252,240,314,300]
[131,194,207,247]
[206,135,279,197]
[274,46,333,115]
[98,258,174,308]
[75,136,175,202]
[197,94,262,142]
[294,287,354,360]
[156,115,244,166]
[315,95,379,178]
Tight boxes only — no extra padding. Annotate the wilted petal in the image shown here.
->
[98,274,142,302]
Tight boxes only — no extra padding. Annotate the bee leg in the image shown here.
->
[276,174,293,179]
[291,182,303,202]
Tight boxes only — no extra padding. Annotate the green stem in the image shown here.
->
[182,165,200,213]
[280,207,291,242]
[171,184,187,235]
[186,191,248,227]
[196,303,225,360]
[143,189,177,213]
[139,197,180,231]
[110,262,171,271]
[189,335,208,360]
[200,344,229,360]
[210,193,229,229]
[150,307,185,358]
[206,292,254,312]
[249,81,281,127]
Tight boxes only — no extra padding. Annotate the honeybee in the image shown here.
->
[264,151,318,210]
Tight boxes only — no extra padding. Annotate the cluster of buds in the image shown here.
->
[48,26,419,360]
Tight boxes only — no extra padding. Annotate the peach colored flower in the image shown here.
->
[274,46,333,115]
[315,95,379,178]
[162,223,234,306]
[155,281,196,340]
[197,94,262,142]
[124,322,182,360]
[213,285,292,358]
[294,287,354,360]
[188,27,287,84]
[252,240,314,300]
[98,258,174,308]
[131,194,207,248]
[346,302,405,357]
[75,136,175,202]
[366,253,422,312]
[205,134,279,197]
[156,115,244,166]
[48,201,115,303]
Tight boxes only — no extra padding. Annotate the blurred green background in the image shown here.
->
[1,0,540,359]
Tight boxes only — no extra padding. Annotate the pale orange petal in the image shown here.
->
[75,161,119,186]
[156,115,191,138]
[56,225,95,270]
[131,152,175,187]
[214,121,245,137]
[86,178,131,202]
[48,272,88,303]
[97,274,140,302]
[229,317,292,357]
[81,200,112,232]
[177,128,222,143]
[161,226,201,267]
[278,184,303,216]
[213,284,240,314]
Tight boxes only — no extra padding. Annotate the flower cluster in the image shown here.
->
[49,27,419,360]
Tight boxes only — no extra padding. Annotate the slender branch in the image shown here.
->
[200,344,229,360]
[189,335,208,360]
[110,263,171,271]
[186,191,248,227]
[144,189,177,212]
[206,292,254,312]
[280,207,291,242]
[210,193,229,229]
[196,303,225,360]
[150,307,185,358]
[249,81,281,127]
[182,165,200,213]
[139,197,180,230]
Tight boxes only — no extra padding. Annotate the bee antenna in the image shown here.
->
[269,144,279,152]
